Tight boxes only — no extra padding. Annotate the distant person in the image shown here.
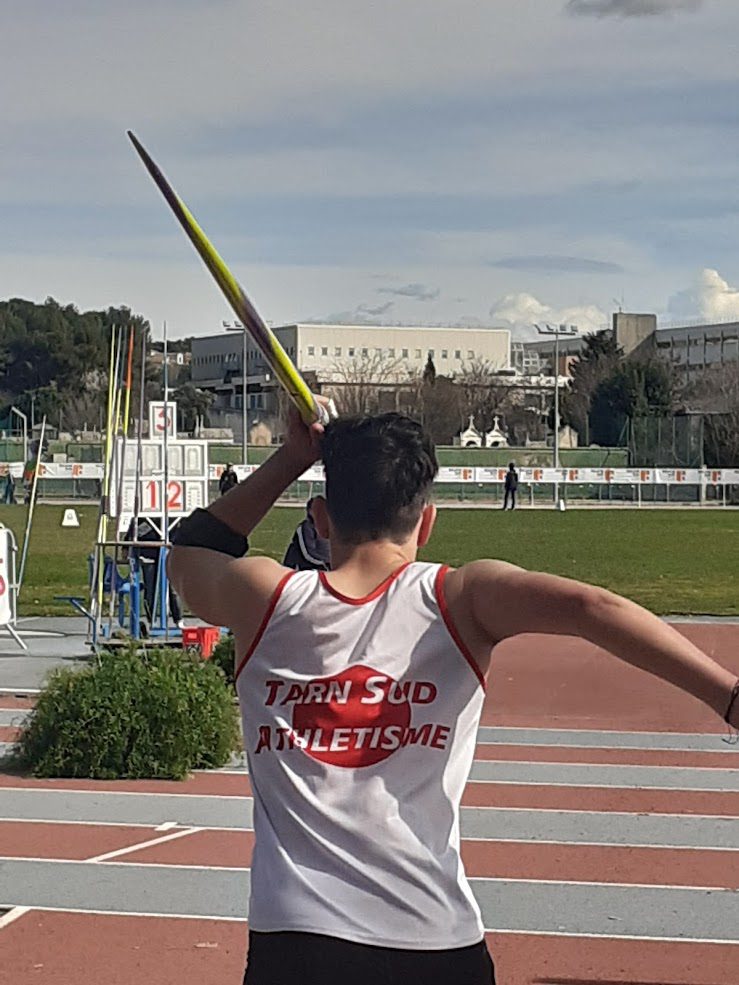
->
[219,463,239,496]
[3,471,16,505]
[502,462,518,510]
[283,498,331,571]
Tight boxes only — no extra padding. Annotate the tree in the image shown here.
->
[321,351,410,417]
[590,357,677,446]
[173,382,214,432]
[456,358,513,435]
[560,330,622,443]
[0,297,153,433]
[683,364,739,466]
[422,353,436,385]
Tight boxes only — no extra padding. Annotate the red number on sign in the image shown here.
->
[0,574,6,597]
[146,480,158,511]
[167,482,183,510]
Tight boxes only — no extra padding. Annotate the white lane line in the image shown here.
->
[487,927,739,946]
[155,821,179,831]
[0,688,41,695]
[2,795,737,820]
[0,902,246,924]
[0,905,31,930]
[2,817,738,852]
[0,857,735,894]
[84,827,200,863]
[0,786,246,801]
[464,779,739,792]
[0,901,737,945]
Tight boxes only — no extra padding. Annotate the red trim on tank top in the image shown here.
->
[434,564,486,691]
[318,562,410,606]
[234,570,295,683]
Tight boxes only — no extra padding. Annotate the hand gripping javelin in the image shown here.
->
[127,131,333,426]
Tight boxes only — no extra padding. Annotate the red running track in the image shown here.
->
[1,625,738,984]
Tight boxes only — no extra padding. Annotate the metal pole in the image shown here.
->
[18,417,46,594]
[10,407,28,464]
[242,327,248,465]
[162,321,170,641]
[554,328,560,470]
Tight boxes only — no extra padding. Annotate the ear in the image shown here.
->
[311,496,330,539]
[417,503,436,548]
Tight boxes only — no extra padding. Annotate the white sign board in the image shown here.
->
[108,435,209,521]
[148,401,177,439]
[0,526,17,628]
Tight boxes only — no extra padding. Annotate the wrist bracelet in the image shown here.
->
[724,679,739,725]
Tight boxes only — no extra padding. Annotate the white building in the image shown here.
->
[191,323,511,440]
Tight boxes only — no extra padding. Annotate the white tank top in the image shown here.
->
[235,561,486,950]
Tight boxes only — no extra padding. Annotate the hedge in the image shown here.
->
[14,648,239,780]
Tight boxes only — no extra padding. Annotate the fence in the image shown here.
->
[1,462,737,506]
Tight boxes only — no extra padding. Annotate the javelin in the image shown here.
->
[127,131,330,426]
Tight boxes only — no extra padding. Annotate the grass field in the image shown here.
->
[3,504,735,617]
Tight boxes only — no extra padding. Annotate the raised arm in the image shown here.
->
[452,559,739,728]
[168,405,325,628]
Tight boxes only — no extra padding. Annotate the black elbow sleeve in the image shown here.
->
[171,509,249,558]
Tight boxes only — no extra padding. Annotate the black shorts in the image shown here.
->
[244,930,496,985]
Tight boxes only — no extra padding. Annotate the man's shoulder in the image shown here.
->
[443,559,519,595]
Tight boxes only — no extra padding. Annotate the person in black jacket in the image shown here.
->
[502,462,518,511]
[282,498,331,571]
[219,463,239,496]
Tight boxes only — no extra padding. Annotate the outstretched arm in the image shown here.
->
[459,560,739,727]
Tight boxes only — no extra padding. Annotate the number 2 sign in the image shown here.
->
[144,480,184,512]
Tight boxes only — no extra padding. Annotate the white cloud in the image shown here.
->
[489,291,608,337]
[667,268,739,323]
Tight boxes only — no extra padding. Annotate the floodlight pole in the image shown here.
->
[534,323,579,503]
[224,320,247,465]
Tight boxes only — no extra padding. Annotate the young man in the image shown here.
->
[169,408,738,985]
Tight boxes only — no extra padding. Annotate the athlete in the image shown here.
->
[169,404,739,985]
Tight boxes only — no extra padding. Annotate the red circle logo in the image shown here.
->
[291,664,411,768]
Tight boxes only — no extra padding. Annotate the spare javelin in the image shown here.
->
[127,130,330,426]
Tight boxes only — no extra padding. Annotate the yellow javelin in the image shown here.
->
[127,131,329,426]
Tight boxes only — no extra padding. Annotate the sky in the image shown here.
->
[3,0,739,341]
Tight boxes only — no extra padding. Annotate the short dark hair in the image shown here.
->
[321,413,438,544]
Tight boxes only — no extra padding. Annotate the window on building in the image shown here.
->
[415,348,422,358]
[441,349,448,359]
[335,346,341,356]
[455,349,461,359]
[388,348,395,356]
[467,349,474,358]
[362,347,368,357]
[429,349,435,357]
[321,346,328,356]
[402,348,409,358]
[375,347,382,355]
[307,345,315,355]
[348,347,355,357]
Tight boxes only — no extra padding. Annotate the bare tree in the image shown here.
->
[456,358,514,433]
[321,351,411,416]
[682,364,739,466]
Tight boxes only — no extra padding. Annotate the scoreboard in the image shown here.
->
[109,436,209,529]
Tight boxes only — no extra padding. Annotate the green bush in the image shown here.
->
[210,632,235,686]
[14,648,239,780]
